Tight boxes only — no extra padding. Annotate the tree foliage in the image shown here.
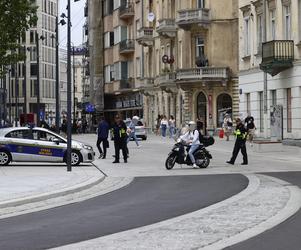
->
[0,0,37,76]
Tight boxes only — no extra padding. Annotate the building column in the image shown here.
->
[170,93,176,118]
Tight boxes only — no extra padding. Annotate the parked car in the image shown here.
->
[0,127,95,166]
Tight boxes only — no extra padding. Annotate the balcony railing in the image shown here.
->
[176,8,210,30]
[156,72,176,86]
[119,3,134,19]
[119,39,135,54]
[260,40,294,76]
[176,67,229,80]
[156,19,177,37]
[136,27,154,46]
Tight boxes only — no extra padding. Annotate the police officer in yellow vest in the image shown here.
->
[112,115,128,163]
[227,118,248,165]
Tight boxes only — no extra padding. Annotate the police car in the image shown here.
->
[0,127,95,166]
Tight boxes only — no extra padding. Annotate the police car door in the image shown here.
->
[32,129,66,162]
[4,129,32,162]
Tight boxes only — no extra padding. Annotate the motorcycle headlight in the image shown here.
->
[83,145,93,151]
[173,147,180,151]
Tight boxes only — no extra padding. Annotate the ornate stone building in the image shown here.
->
[141,0,239,131]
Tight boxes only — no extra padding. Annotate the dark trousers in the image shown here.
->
[97,138,107,158]
[230,140,248,164]
[114,139,127,161]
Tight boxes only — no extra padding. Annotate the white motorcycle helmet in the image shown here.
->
[188,121,196,131]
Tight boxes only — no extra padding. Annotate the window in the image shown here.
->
[110,65,115,81]
[113,0,121,10]
[114,26,127,45]
[5,129,31,139]
[283,5,291,39]
[198,0,205,8]
[287,88,292,132]
[196,37,205,57]
[257,14,263,53]
[271,90,277,106]
[30,63,38,76]
[104,66,110,83]
[244,17,250,56]
[104,0,113,15]
[270,9,276,40]
[246,93,250,114]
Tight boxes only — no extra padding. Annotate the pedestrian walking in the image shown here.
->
[155,115,162,136]
[168,115,176,138]
[61,118,67,135]
[226,118,248,165]
[112,115,128,163]
[160,115,168,137]
[127,116,140,147]
[223,113,233,141]
[96,117,109,159]
[244,113,256,146]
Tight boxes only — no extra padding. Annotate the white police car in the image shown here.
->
[0,127,95,166]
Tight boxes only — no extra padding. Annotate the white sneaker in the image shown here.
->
[193,163,198,169]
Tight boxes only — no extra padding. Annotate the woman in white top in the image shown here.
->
[180,121,200,168]
[160,115,168,137]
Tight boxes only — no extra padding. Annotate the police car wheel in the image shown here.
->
[71,151,81,166]
[0,151,11,166]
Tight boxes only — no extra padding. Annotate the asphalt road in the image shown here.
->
[0,174,247,250]
[227,172,301,250]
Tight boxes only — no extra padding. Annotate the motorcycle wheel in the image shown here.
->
[165,154,177,170]
[199,157,210,168]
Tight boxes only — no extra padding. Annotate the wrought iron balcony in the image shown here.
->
[176,8,210,30]
[156,19,177,38]
[260,40,294,76]
[136,27,154,47]
[119,3,134,19]
[119,39,135,54]
[176,67,229,81]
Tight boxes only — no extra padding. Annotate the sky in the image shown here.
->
[59,0,86,48]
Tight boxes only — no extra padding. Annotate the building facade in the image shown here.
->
[239,0,301,140]
[88,0,239,129]
[4,0,59,124]
[140,0,239,131]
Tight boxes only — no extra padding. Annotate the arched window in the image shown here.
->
[216,93,232,127]
[197,92,207,130]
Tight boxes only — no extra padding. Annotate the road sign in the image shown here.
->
[85,103,95,113]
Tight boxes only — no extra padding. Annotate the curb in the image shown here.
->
[0,172,105,211]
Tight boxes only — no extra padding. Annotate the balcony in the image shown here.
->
[119,79,135,90]
[139,77,154,90]
[176,8,210,30]
[156,72,176,86]
[119,39,135,54]
[260,40,294,76]
[156,19,177,38]
[176,67,229,81]
[136,27,154,47]
[119,3,134,20]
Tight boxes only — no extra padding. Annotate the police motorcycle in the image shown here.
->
[165,124,214,170]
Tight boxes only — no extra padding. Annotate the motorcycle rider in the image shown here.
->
[180,121,200,168]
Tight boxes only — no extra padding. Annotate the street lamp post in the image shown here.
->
[66,0,72,171]
[55,17,60,133]
[73,46,76,120]
[15,63,19,127]
[23,46,27,115]
[8,67,12,124]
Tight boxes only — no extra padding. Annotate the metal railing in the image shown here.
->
[176,67,229,80]
[262,40,294,63]
[176,8,210,23]
[119,2,134,17]
[119,39,135,52]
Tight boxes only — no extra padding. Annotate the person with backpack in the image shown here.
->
[180,121,200,168]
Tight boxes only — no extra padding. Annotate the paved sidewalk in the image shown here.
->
[0,164,106,217]
[73,133,301,177]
